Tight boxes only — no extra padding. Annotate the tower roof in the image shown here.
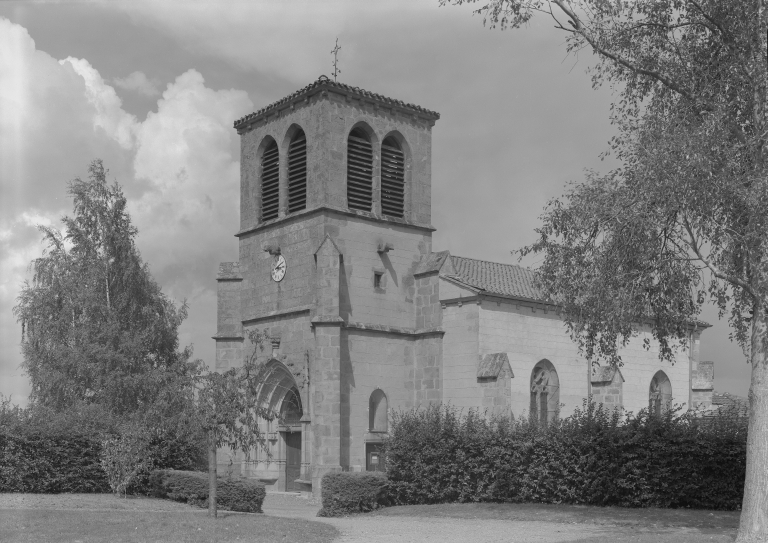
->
[234,76,440,131]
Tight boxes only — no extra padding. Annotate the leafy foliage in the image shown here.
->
[100,427,152,497]
[385,402,747,510]
[14,160,193,414]
[441,3,768,535]
[318,472,389,517]
[149,469,266,513]
[0,397,205,495]
[0,399,113,493]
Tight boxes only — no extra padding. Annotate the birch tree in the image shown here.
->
[14,160,191,414]
[445,0,768,540]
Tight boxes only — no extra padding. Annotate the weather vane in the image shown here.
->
[331,38,341,82]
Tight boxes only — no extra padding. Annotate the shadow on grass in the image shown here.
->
[0,508,338,543]
[371,502,739,535]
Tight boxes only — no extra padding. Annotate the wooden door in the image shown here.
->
[285,432,302,491]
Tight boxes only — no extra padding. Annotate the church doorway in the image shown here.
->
[284,432,302,491]
[279,386,303,491]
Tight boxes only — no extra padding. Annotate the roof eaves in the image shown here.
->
[234,75,440,131]
[439,273,483,294]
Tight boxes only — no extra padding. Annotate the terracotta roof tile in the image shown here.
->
[234,76,440,130]
[449,255,544,301]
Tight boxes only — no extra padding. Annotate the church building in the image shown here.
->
[214,76,714,495]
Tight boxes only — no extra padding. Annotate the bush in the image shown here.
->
[385,400,747,510]
[0,398,206,495]
[149,469,266,513]
[0,401,114,493]
[318,471,389,517]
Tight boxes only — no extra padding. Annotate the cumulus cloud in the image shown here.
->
[113,70,161,97]
[0,16,255,402]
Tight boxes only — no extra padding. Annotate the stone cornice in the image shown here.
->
[242,305,313,325]
[236,205,435,238]
[344,321,444,337]
[212,334,244,341]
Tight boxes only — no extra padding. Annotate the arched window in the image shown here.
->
[530,360,559,425]
[287,130,307,213]
[261,139,280,221]
[380,136,405,218]
[369,389,388,432]
[347,128,373,212]
[280,387,303,424]
[649,371,672,415]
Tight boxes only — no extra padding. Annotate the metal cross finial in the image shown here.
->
[331,38,341,82]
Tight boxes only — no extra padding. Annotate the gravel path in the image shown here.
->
[262,493,612,543]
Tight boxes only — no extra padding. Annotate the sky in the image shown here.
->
[0,0,751,406]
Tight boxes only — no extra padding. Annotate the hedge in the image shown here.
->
[0,431,110,493]
[149,469,266,513]
[0,400,206,495]
[318,471,389,517]
[385,401,747,510]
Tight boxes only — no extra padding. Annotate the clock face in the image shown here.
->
[271,255,286,282]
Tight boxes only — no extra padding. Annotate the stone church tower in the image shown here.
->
[214,76,442,493]
[215,76,713,496]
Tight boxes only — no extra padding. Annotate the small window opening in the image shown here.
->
[374,272,383,289]
[369,389,388,432]
[261,140,280,221]
[347,128,373,212]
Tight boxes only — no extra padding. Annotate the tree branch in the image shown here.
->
[682,216,755,297]
[550,0,711,110]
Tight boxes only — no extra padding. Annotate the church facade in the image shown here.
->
[214,76,714,495]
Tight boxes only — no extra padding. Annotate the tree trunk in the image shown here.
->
[737,301,768,542]
[208,431,217,518]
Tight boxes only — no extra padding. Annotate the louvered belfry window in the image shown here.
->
[347,128,373,212]
[261,140,280,221]
[287,130,307,213]
[381,136,405,218]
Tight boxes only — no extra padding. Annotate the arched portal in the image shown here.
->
[254,359,305,491]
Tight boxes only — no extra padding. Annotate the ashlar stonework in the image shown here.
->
[214,76,714,496]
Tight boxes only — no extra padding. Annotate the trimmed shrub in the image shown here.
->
[149,469,266,513]
[385,401,747,510]
[0,431,110,493]
[0,399,206,495]
[0,401,114,493]
[318,471,389,517]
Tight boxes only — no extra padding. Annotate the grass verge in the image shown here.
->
[0,507,337,543]
[370,502,738,542]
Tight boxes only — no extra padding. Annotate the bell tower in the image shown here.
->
[234,75,439,232]
[215,76,440,494]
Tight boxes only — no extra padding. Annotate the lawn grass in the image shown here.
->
[0,508,338,543]
[370,502,739,542]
